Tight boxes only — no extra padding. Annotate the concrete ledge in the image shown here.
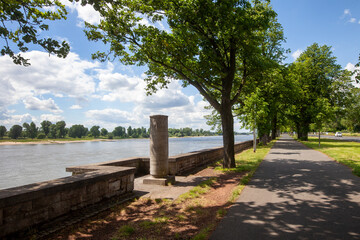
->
[142,176,176,186]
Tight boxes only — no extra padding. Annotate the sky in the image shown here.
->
[0,0,359,132]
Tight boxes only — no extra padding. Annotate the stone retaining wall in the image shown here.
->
[67,140,257,176]
[169,140,255,175]
[0,166,135,238]
[0,139,259,238]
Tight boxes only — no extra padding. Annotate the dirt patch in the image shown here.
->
[46,167,245,240]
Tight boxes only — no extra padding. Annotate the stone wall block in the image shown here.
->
[109,180,121,193]
[0,208,3,226]
[33,194,60,209]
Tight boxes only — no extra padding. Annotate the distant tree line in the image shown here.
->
[0,121,218,140]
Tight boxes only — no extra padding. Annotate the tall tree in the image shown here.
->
[40,120,52,136]
[287,43,350,140]
[9,124,22,139]
[0,0,70,66]
[0,125,6,138]
[84,0,281,167]
[90,125,100,138]
[23,122,38,139]
[55,121,66,138]
[342,87,360,132]
[101,128,108,136]
[69,124,88,138]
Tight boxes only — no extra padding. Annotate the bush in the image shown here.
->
[37,133,46,139]
[108,134,113,139]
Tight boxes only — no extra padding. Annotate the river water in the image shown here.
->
[0,135,252,190]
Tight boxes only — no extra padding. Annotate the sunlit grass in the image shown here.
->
[214,141,275,202]
[301,137,360,177]
[176,177,217,203]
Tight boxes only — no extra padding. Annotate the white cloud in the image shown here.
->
[60,0,101,26]
[70,105,82,110]
[344,9,351,16]
[0,113,35,128]
[40,114,65,123]
[291,49,303,60]
[0,50,97,111]
[349,18,357,23]
[23,97,63,113]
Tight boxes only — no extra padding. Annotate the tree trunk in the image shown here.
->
[271,113,277,140]
[220,104,236,168]
[297,123,309,141]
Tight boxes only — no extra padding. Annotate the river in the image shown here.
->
[0,135,252,190]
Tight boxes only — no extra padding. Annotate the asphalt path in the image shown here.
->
[210,134,360,240]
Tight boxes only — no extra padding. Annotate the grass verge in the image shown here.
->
[300,137,360,177]
[215,141,276,202]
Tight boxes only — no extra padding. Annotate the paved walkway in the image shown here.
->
[211,135,360,240]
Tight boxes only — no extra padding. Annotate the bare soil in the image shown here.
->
[47,167,245,240]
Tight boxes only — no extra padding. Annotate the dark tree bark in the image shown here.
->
[220,103,236,168]
[271,113,277,140]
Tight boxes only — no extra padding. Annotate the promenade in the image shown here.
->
[211,135,360,240]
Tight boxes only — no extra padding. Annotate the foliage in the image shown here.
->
[0,125,6,138]
[68,124,88,138]
[37,133,46,139]
[83,0,284,168]
[89,125,100,138]
[168,128,215,137]
[23,122,38,139]
[100,127,108,136]
[40,120,52,136]
[9,124,22,139]
[0,0,70,66]
[286,43,352,140]
[300,138,360,177]
[342,88,360,132]
[56,121,66,138]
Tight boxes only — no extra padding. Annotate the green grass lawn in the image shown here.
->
[301,138,360,177]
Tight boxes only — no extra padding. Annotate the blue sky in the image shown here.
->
[0,0,359,132]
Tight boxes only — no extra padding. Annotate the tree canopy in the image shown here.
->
[83,0,284,167]
[0,0,70,66]
[286,43,353,140]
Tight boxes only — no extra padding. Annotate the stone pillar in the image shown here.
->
[143,115,175,186]
[150,115,168,177]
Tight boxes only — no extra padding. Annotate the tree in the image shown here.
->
[55,121,66,138]
[287,43,346,140]
[343,88,360,132]
[40,120,52,136]
[69,124,88,138]
[48,124,57,138]
[1,0,70,66]
[127,126,133,138]
[90,125,100,138]
[9,124,22,139]
[84,0,282,168]
[23,122,38,139]
[101,128,108,136]
[113,126,126,138]
[0,126,6,138]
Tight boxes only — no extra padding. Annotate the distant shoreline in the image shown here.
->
[0,134,251,146]
[0,139,113,146]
